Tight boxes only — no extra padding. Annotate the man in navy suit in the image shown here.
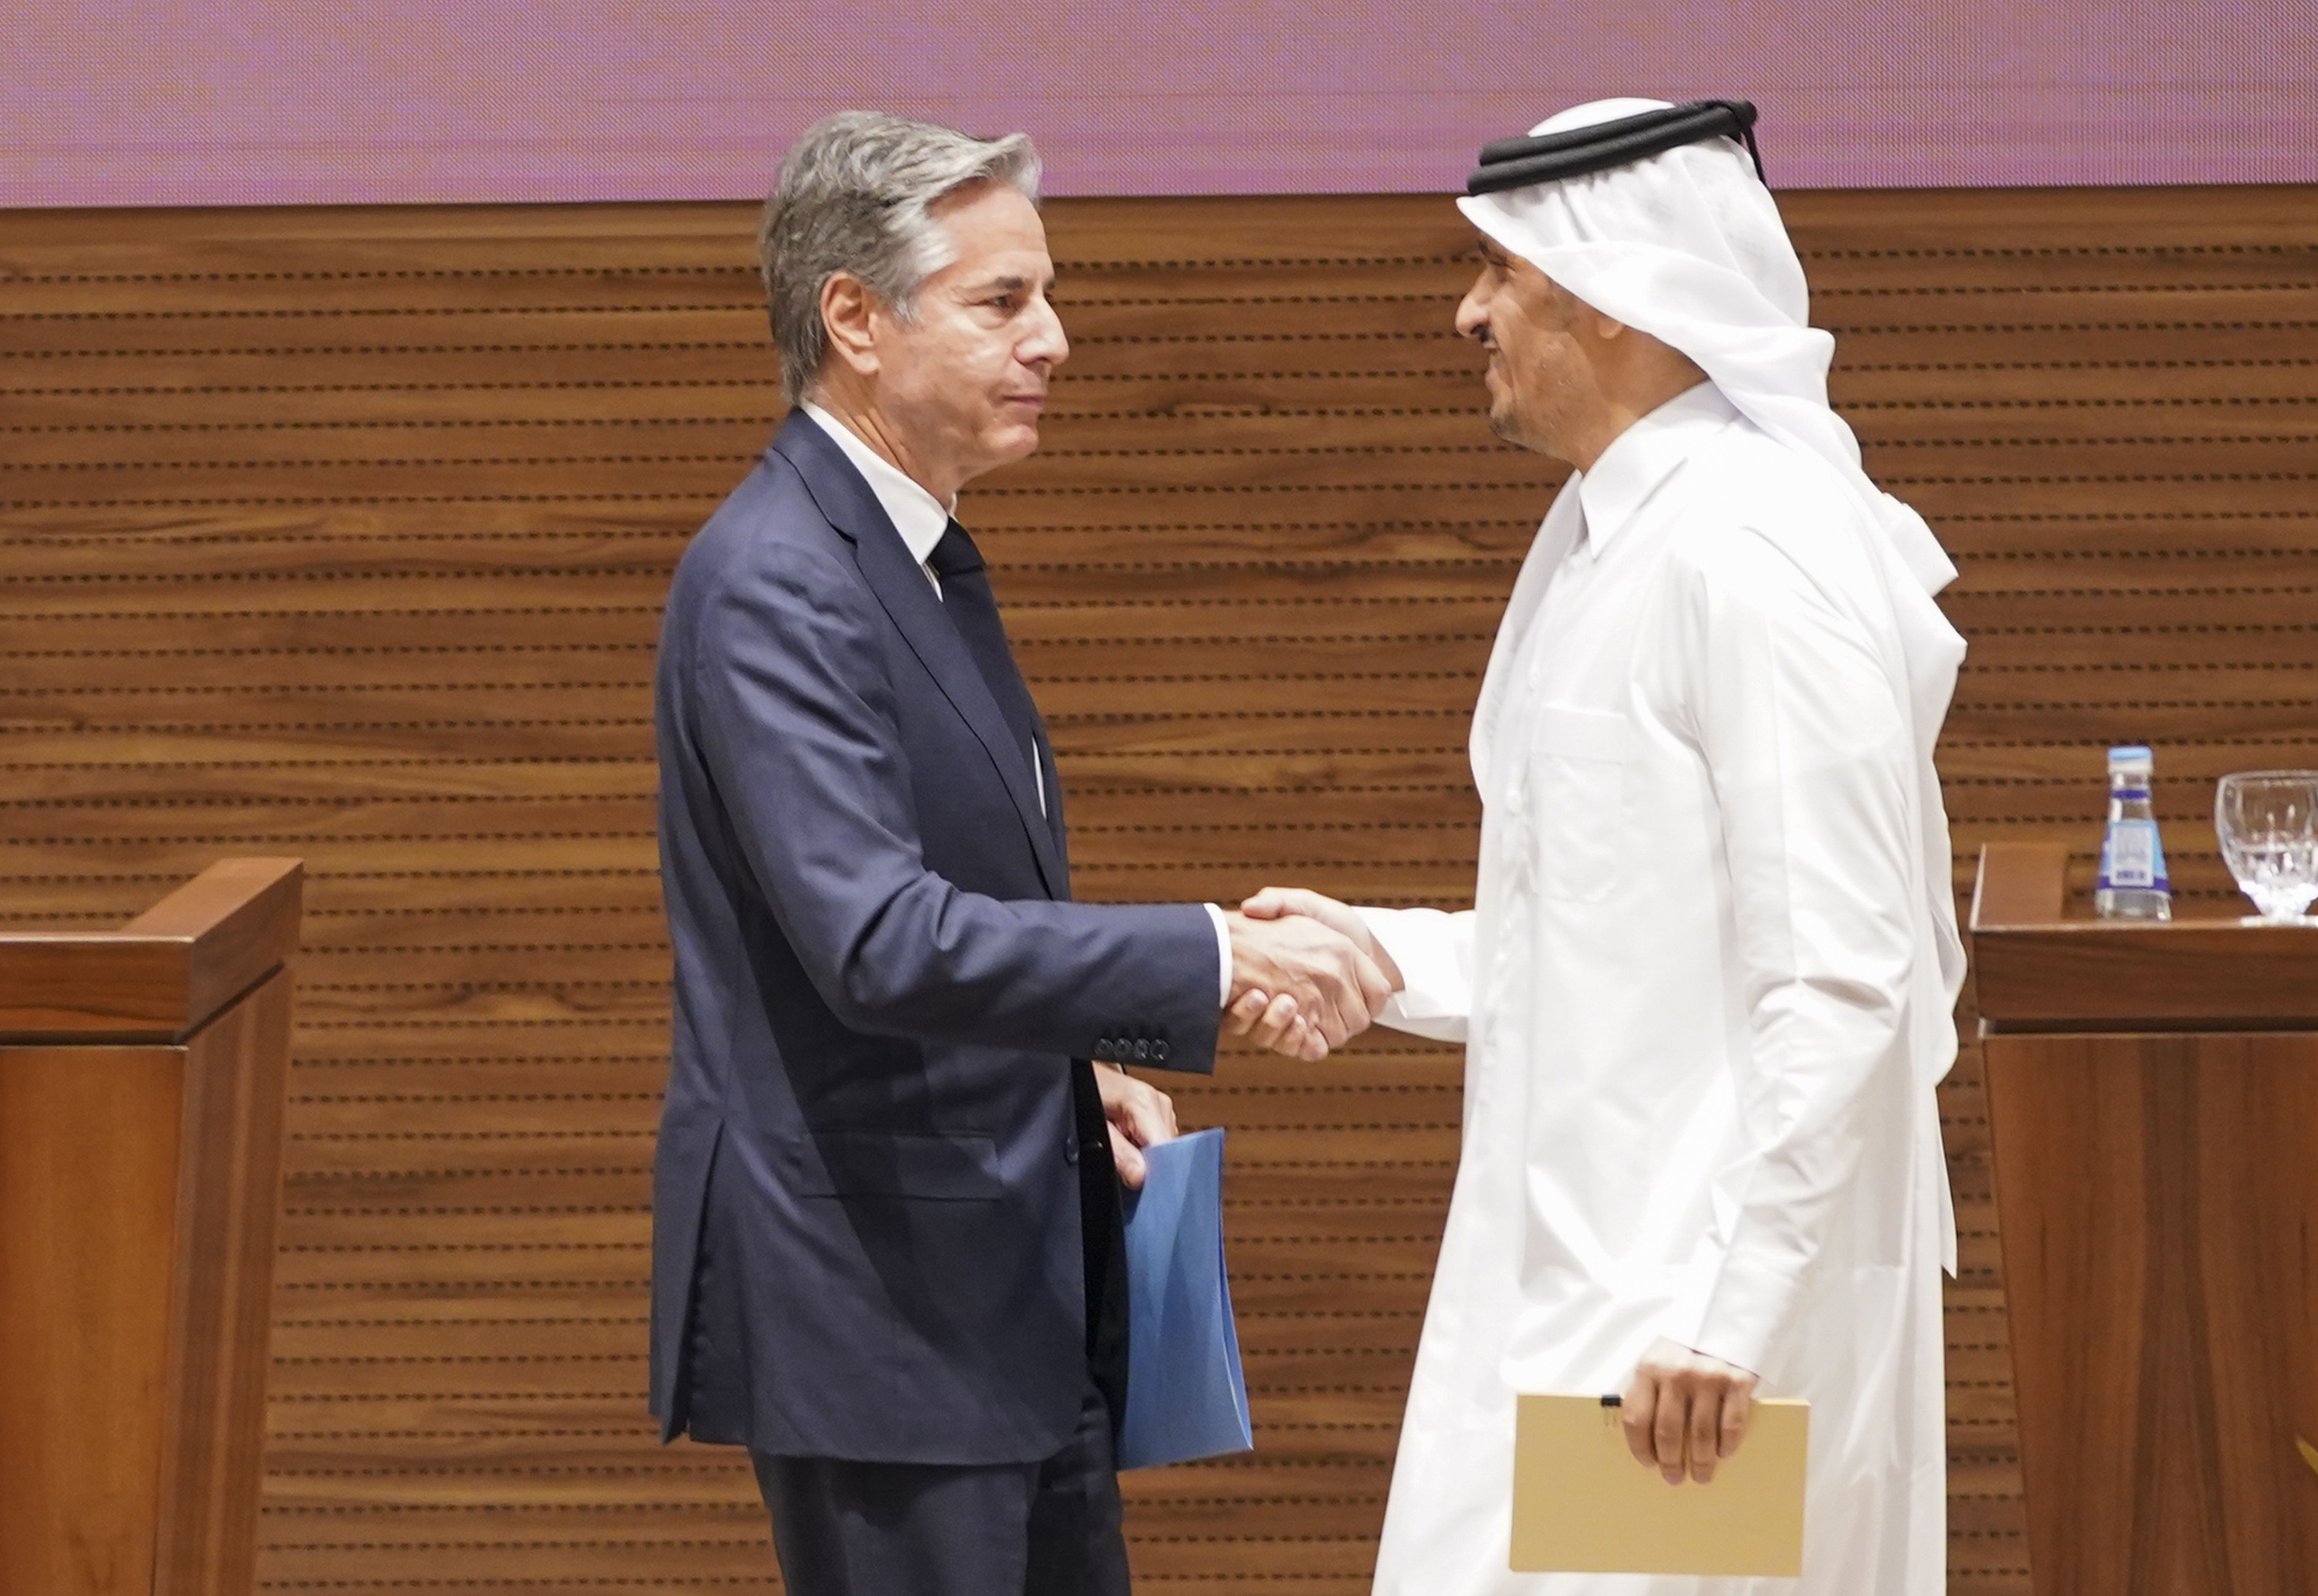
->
[650,112,1392,1596]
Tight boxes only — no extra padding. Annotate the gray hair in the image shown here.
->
[759,111,1043,405]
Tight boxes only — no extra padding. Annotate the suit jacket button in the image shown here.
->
[1064,1138,1079,1164]
[1151,1039,1170,1063]
[1092,1039,1113,1061]
[1132,1039,1151,1061]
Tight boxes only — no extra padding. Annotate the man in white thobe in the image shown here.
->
[1238,99,1968,1593]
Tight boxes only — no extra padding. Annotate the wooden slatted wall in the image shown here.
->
[5,186,2315,1594]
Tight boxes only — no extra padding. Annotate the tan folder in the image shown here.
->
[1510,1394,1809,1577]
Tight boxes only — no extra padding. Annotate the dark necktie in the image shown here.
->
[927,519,1044,798]
[932,523,1109,1385]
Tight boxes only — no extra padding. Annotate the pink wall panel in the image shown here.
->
[8,0,2315,207]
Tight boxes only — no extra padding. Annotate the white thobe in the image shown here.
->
[1363,384,1958,1596]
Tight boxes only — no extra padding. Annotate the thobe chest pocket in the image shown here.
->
[1525,705,1628,903]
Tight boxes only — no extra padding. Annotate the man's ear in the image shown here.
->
[820,272,880,378]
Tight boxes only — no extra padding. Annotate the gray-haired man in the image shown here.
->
[648,112,1390,1595]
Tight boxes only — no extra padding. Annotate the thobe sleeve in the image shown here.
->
[1354,906,1476,1043]
[1673,525,1919,1380]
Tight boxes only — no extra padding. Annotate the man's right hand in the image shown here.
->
[1238,886,1403,991]
[1223,910,1393,1060]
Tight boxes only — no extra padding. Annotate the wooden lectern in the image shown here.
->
[0,859,301,1596]
[1971,841,2318,1593]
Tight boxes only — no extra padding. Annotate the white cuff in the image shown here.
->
[1203,902,1233,1007]
[1356,905,1473,1043]
[1685,1253,1787,1384]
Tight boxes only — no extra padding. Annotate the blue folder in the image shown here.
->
[1115,1127,1254,1469]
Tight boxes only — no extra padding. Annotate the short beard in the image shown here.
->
[1486,364,1590,466]
[1485,388,1547,455]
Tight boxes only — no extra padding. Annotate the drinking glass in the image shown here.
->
[2213,770,2318,920]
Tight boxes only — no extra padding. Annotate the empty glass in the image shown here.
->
[2214,771,2318,920]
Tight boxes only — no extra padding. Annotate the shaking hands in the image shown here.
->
[1221,887,1405,1060]
[1103,888,1401,1186]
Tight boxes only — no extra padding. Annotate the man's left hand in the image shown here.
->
[1095,1062,1178,1188]
[1621,1336,1758,1485]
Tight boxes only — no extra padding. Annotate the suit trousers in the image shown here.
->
[749,1378,1132,1596]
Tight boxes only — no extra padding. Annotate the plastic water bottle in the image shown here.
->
[2095,745,2172,920]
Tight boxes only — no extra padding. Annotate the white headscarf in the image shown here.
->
[1461,96,1970,1011]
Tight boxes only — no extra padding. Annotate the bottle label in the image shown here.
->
[2099,819,2169,891]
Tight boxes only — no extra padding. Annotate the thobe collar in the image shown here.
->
[799,401,954,573]
[1572,380,1738,556]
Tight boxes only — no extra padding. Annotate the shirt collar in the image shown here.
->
[1572,381,1738,555]
[800,402,955,568]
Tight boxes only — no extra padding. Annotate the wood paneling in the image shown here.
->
[5,184,2317,1593]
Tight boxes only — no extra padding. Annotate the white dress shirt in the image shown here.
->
[1360,384,1955,1596]
[803,401,953,594]
[799,404,1235,1007]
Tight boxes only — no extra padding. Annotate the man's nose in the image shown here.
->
[1454,287,1490,343]
[1025,296,1069,368]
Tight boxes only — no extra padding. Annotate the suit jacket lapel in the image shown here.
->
[771,414,1067,897]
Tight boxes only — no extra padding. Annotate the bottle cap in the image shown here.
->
[2108,744,2154,766]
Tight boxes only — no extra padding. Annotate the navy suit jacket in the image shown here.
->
[650,412,1222,1465]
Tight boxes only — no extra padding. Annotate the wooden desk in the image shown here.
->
[1972,842,2318,1593]
[0,859,302,1596]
